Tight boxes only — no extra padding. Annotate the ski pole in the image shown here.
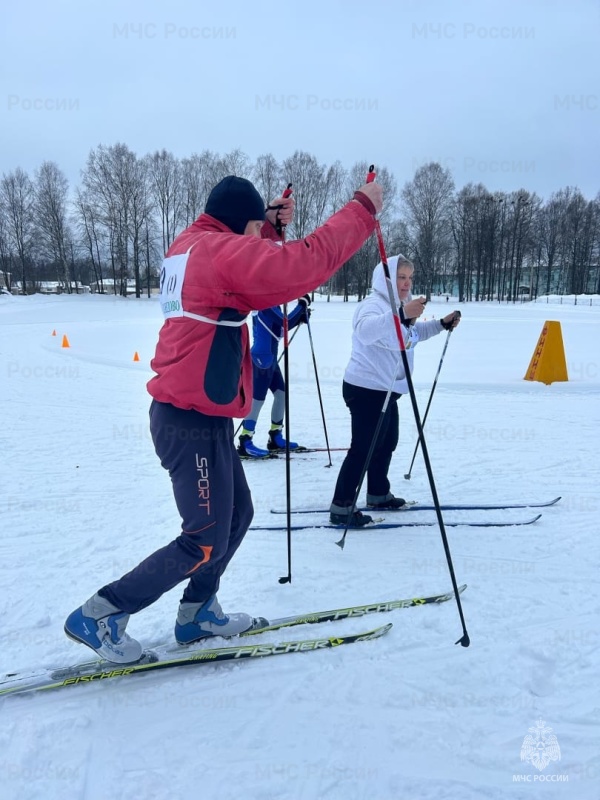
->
[305,314,333,467]
[337,165,470,649]
[278,325,301,363]
[404,312,460,480]
[276,183,294,586]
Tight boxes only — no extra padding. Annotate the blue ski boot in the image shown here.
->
[175,595,267,645]
[267,426,300,452]
[64,592,143,664]
[237,433,271,459]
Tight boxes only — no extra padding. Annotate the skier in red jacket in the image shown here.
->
[65,174,383,663]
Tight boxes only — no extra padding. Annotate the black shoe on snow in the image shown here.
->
[329,510,373,528]
[367,494,406,510]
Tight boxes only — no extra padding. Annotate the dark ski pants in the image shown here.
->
[253,363,285,402]
[331,381,400,508]
[100,400,254,614]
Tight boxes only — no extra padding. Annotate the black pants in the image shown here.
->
[100,401,254,614]
[331,381,400,508]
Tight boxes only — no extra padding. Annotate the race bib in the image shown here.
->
[405,325,419,350]
[159,250,190,318]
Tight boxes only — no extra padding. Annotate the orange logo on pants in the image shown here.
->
[185,545,213,575]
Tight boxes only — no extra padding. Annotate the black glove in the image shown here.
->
[298,294,311,308]
[441,310,461,331]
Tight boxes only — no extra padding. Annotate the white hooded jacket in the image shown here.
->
[343,254,444,394]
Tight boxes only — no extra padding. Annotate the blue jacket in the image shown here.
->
[251,304,306,369]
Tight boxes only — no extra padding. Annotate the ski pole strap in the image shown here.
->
[352,191,377,215]
[398,304,411,327]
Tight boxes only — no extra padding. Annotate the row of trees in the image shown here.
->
[410,164,600,300]
[1,146,598,300]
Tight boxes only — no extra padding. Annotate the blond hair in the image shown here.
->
[396,255,414,270]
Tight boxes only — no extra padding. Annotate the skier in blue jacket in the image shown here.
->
[238,295,311,458]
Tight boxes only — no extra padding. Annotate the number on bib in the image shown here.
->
[159,251,190,319]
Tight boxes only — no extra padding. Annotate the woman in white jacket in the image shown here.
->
[329,255,461,528]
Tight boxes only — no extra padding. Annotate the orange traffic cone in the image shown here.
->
[61,335,70,348]
[133,351,140,362]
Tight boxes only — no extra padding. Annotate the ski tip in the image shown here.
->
[364,622,393,638]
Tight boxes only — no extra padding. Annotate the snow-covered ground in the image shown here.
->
[1,291,599,800]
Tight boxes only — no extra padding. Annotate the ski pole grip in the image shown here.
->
[275,183,293,236]
[366,165,376,183]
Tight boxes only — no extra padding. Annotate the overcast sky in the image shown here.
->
[2,0,598,202]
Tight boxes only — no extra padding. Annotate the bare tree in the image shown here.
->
[81,143,146,296]
[338,162,378,300]
[218,148,251,179]
[402,162,455,299]
[81,146,122,293]
[35,161,73,291]
[324,161,397,301]
[281,150,330,239]
[180,150,221,228]
[0,168,35,293]
[318,160,349,300]
[142,211,163,297]
[503,191,534,301]
[74,187,107,291]
[451,187,475,301]
[451,185,506,301]
[324,160,349,214]
[129,157,153,297]
[145,149,182,252]
[0,211,13,291]
[539,191,566,295]
[594,193,600,294]
[561,187,598,295]
[252,154,282,207]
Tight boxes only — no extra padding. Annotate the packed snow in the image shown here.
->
[1,291,599,800]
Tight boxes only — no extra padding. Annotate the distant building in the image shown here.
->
[90,279,138,295]
[10,281,90,295]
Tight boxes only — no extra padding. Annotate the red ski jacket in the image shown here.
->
[147,201,376,418]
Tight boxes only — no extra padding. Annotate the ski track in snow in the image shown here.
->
[1,292,599,800]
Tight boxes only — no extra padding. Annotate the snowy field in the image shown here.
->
[1,290,599,800]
